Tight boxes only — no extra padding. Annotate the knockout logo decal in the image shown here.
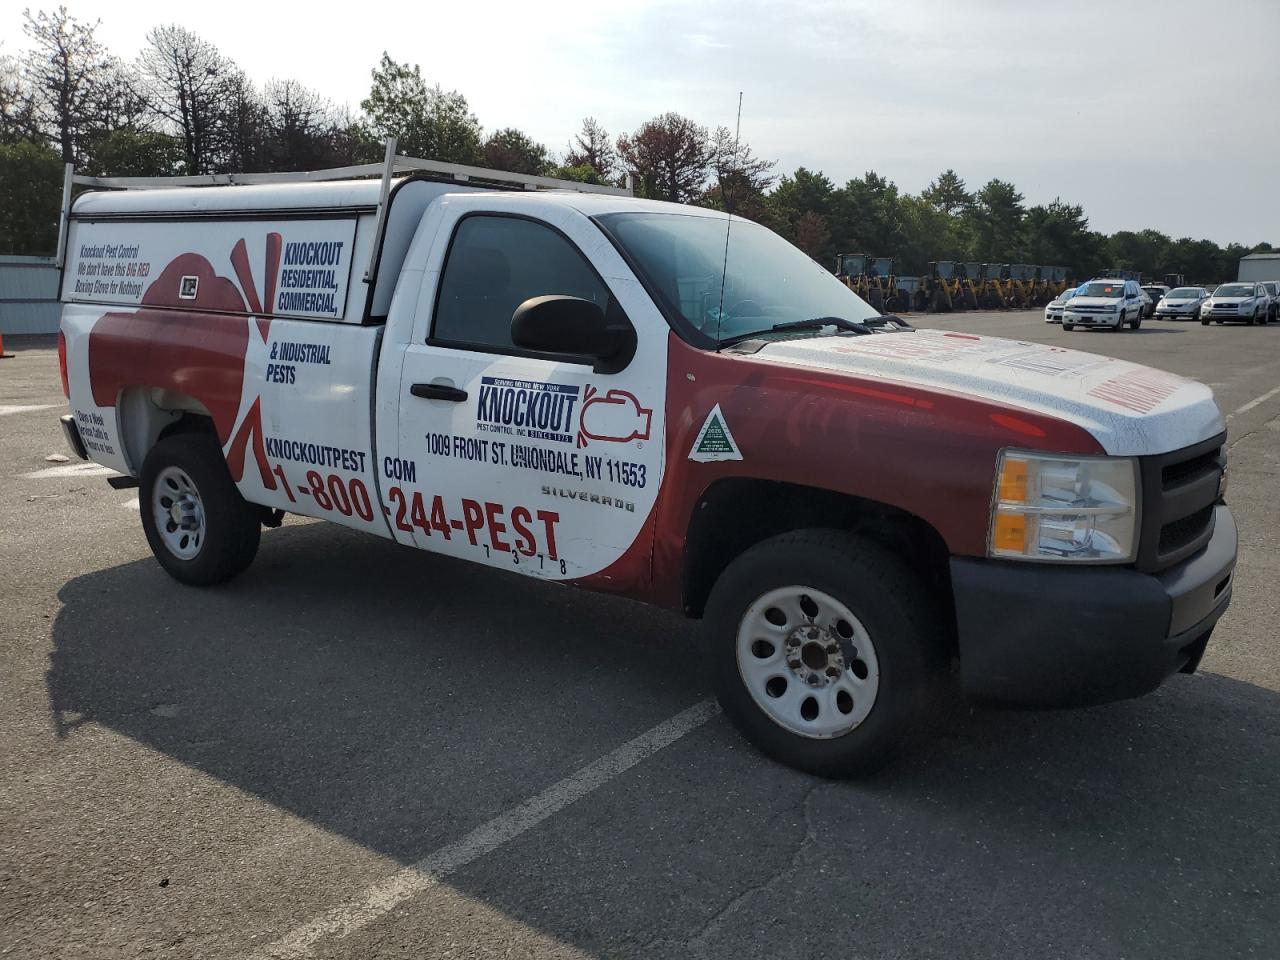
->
[476,377,654,449]
[476,376,581,444]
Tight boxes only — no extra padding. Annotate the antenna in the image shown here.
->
[714,91,743,350]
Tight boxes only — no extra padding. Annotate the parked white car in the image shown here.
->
[1200,283,1270,325]
[1155,287,1210,320]
[1062,279,1145,331]
[1043,285,1080,323]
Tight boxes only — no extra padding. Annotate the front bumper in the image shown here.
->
[1204,308,1249,321]
[1063,310,1121,327]
[950,505,1236,706]
[1155,307,1199,319]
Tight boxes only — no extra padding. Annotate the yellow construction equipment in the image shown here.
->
[835,253,872,303]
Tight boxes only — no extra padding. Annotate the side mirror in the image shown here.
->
[511,295,635,373]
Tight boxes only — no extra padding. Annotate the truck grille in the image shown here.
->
[1136,434,1225,572]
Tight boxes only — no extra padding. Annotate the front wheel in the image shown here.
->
[140,433,261,585]
[1129,313,1142,330]
[1062,323,1075,331]
[1201,318,1210,326]
[704,530,945,777]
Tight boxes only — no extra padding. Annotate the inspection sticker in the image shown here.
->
[689,404,742,462]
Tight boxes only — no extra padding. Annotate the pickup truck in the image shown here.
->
[56,151,1236,777]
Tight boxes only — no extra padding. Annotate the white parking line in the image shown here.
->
[1227,384,1280,420]
[20,462,118,480]
[0,404,57,417]
[252,698,720,959]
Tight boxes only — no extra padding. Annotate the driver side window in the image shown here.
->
[432,215,610,351]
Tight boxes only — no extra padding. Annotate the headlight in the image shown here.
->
[989,450,1139,563]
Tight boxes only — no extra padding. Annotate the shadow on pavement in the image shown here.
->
[46,521,1280,958]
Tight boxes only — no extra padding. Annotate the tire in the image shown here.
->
[1250,308,1259,326]
[1201,319,1210,326]
[1063,323,1075,331]
[704,530,946,778]
[140,433,261,586]
[1129,313,1142,330]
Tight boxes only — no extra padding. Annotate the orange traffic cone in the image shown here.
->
[0,331,10,358]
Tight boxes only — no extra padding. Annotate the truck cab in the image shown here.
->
[56,151,1237,777]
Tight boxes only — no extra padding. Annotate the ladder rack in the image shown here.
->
[55,137,633,279]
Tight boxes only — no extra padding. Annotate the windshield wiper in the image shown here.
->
[718,314,912,349]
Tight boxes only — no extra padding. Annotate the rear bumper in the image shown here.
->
[951,505,1236,707]
[60,414,89,461]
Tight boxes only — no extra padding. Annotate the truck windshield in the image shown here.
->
[597,212,880,345]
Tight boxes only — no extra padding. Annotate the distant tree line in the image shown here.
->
[1,7,1272,284]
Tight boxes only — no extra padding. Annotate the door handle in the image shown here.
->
[410,383,468,402]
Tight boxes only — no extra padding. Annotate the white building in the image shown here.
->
[1239,252,1280,283]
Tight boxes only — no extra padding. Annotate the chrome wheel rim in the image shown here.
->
[152,466,205,560]
[735,586,880,739]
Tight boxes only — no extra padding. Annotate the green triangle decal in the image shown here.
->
[696,415,733,454]
[688,404,742,462]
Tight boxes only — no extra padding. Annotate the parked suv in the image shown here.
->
[1062,279,1145,331]
[1262,281,1280,322]
[1155,287,1210,320]
[1201,283,1270,325]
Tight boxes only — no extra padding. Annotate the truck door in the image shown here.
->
[385,198,668,584]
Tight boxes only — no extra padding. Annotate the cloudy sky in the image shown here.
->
[3,0,1276,244]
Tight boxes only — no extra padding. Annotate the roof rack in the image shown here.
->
[55,137,633,279]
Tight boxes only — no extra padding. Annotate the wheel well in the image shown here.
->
[158,411,217,440]
[682,478,955,640]
[115,386,214,474]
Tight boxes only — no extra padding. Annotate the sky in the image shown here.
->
[2,0,1276,245]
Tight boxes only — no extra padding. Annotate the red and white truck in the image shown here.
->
[55,148,1236,775]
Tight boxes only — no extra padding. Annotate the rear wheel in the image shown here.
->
[1063,323,1075,331]
[705,530,945,777]
[140,433,261,585]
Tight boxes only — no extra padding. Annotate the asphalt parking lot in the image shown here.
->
[2,313,1278,960]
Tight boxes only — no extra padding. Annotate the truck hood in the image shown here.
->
[758,329,1224,456]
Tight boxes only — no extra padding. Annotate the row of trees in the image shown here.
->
[1,7,1272,283]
